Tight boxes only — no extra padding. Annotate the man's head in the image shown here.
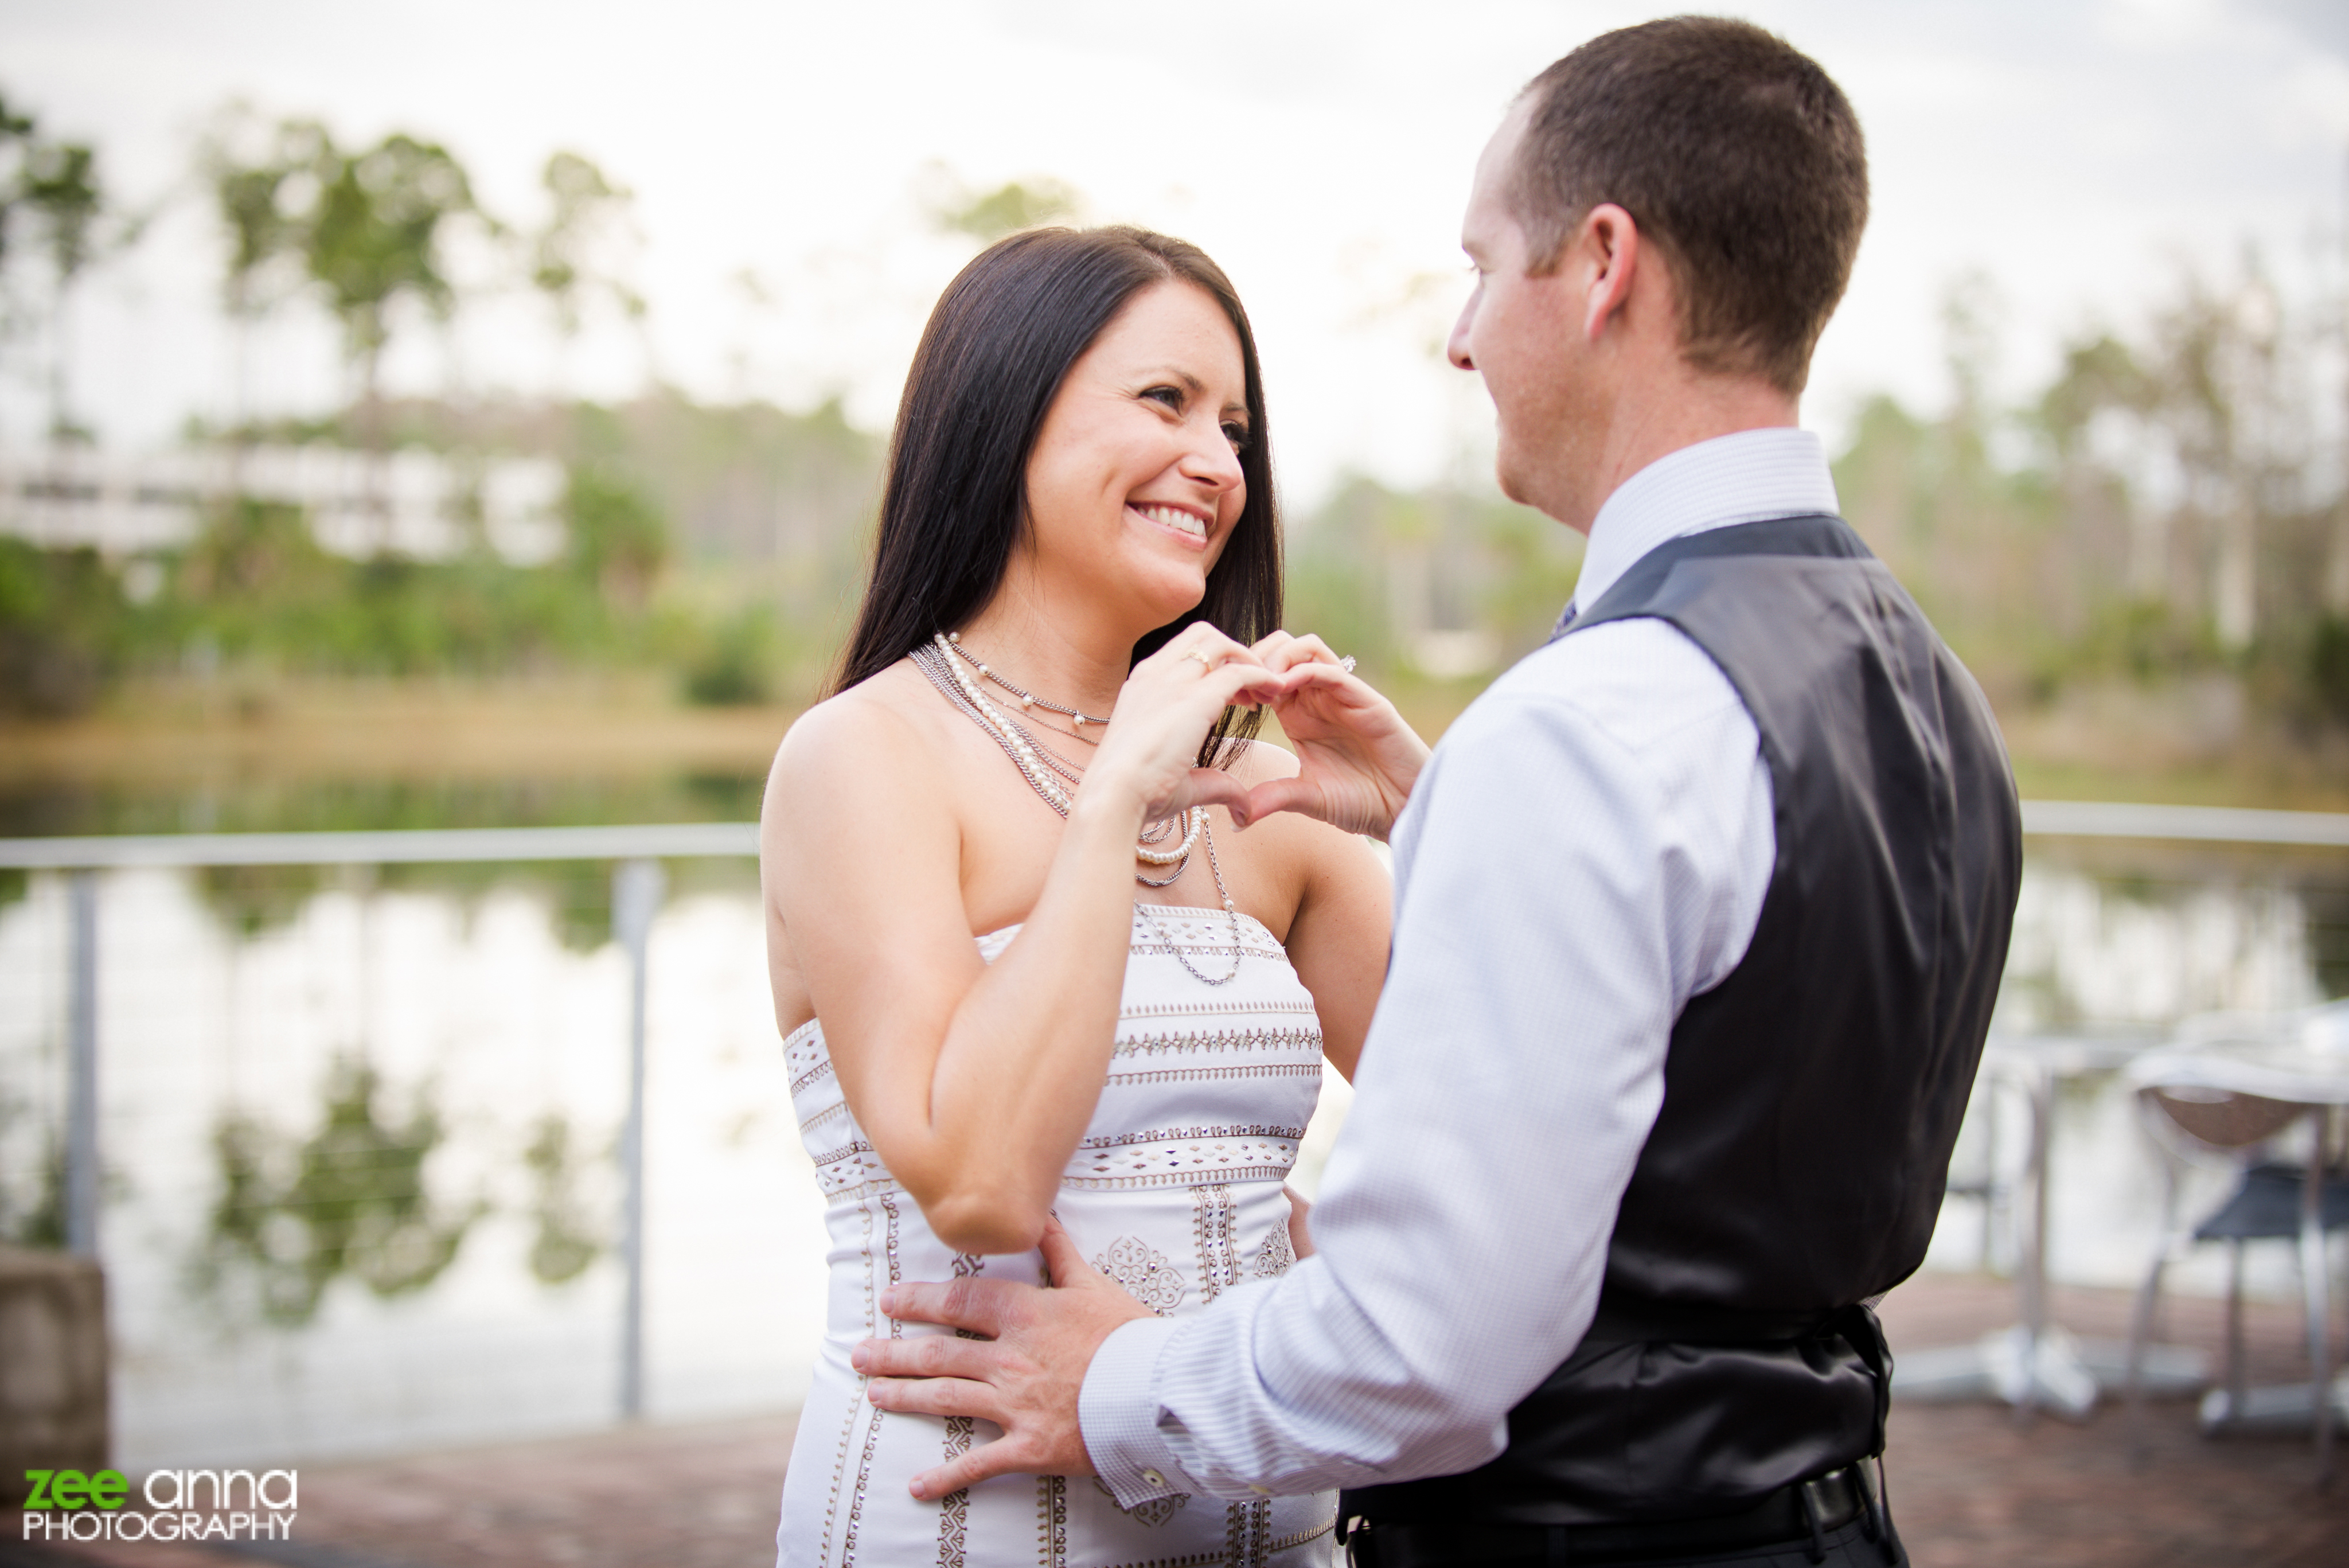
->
[1450,19,1867,526]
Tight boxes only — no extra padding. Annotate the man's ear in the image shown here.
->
[1577,202,1642,345]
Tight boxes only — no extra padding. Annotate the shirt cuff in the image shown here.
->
[1079,1313,1193,1508]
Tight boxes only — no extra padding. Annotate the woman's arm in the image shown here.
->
[1226,741,1391,1081]
[763,638,1279,1255]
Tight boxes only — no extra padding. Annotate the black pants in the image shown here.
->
[1347,1515,1909,1568]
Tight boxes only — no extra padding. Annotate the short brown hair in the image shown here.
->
[1511,17,1867,395]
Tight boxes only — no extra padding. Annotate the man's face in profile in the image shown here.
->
[1449,100,1591,526]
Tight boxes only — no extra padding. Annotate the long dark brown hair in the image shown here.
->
[831,225,1279,764]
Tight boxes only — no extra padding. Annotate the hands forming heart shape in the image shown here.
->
[1221,630,1429,841]
[1080,627,1431,842]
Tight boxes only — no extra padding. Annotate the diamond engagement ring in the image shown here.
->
[1339,654,1357,674]
[1181,652,1214,672]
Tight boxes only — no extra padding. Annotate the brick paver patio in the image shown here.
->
[11,1270,2345,1566]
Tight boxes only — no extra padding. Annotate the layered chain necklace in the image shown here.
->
[909,631,1244,984]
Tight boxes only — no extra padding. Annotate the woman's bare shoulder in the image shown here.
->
[765,664,960,840]
[772,663,946,782]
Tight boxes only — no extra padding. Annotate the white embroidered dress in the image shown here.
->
[777,906,1340,1568]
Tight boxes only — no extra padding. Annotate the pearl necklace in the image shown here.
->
[928,635,1201,863]
[910,634,1247,984]
[945,631,1110,728]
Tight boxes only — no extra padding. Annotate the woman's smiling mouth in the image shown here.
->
[1130,501,1209,544]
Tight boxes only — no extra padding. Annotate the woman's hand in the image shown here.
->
[1235,632,1430,840]
[1082,625,1283,828]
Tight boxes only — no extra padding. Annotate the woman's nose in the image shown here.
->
[1180,423,1246,490]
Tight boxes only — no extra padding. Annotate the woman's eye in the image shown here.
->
[1142,385,1183,411]
[1222,422,1251,454]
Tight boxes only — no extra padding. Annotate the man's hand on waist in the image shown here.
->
[856,1216,1152,1499]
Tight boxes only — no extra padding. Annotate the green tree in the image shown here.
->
[562,461,668,609]
[198,107,330,448]
[0,537,137,716]
[0,94,37,444]
[302,132,481,547]
[929,173,1079,243]
[530,150,642,347]
[19,136,101,440]
[0,94,36,288]
[197,1058,478,1328]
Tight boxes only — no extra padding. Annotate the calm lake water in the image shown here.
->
[1,839,2343,1470]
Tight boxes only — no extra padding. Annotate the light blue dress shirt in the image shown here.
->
[1079,427,1844,1506]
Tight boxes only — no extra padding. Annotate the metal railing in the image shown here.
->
[1,799,2341,1428]
[0,821,759,1422]
[2016,799,2349,849]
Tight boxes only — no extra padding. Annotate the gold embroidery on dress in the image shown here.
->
[1193,1186,1238,1303]
[1083,1124,1306,1149]
[798,1098,852,1134]
[936,1421,973,1566]
[1252,1217,1295,1280]
[840,1193,904,1565]
[817,1195,875,1566]
[1092,1475,1189,1528]
[1103,1063,1324,1088]
[1036,1474,1068,1566]
[1061,1167,1295,1192]
[1072,1130,1302,1184]
[1223,1497,1273,1568]
[934,1252,982,1567]
[1265,1507,1339,1554]
[1111,1027,1322,1061]
[1118,997,1320,1021]
[1094,1235,1186,1315]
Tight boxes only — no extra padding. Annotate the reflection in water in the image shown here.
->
[198,1059,479,1327]
[0,769,770,841]
[521,1113,605,1286]
[197,864,330,940]
[0,1118,63,1247]
[2000,861,2323,1027]
[0,863,825,1469]
[0,846,2338,1468]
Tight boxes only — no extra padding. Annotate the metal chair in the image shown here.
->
[2124,1051,2349,1482]
[1939,1066,2020,1273]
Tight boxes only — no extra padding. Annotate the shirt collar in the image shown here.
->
[1566,427,1840,618]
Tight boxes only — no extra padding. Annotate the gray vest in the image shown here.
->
[1344,514,2022,1525]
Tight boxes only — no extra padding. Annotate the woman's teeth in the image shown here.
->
[1136,504,1207,540]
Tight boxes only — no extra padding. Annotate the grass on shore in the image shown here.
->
[4,670,2347,836]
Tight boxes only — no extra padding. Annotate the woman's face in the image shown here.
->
[1020,280,1251,634]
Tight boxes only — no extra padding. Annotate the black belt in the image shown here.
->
[1341,1463,1897,1566]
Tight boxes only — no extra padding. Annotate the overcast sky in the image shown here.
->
[4,0,2346,507]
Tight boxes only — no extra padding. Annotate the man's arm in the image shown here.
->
[1084,682,1708,1501]
[864,625,1771,1504]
